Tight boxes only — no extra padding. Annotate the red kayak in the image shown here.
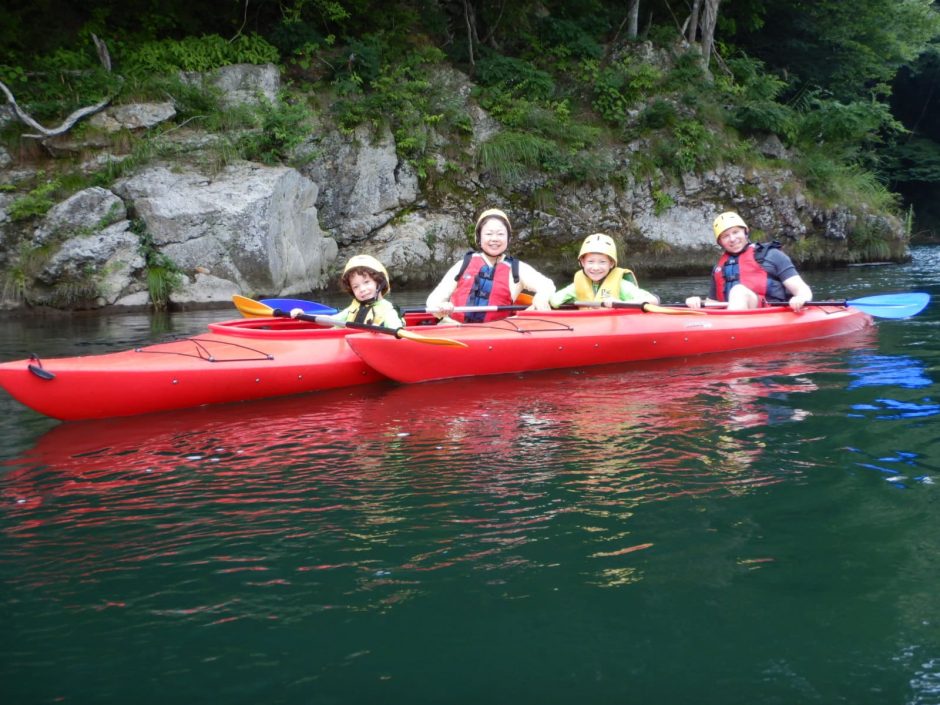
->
[0,317,385,420]
[346,305,874,383]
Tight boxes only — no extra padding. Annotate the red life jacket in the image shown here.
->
[712,243,781,303]
[451,253,517,322]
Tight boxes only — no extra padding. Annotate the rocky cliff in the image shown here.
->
[0,58,909,312]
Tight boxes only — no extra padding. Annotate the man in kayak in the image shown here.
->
[685,211,813,312]
[550,233,659,308]
[329,254,402,328]
[425,208,555,323]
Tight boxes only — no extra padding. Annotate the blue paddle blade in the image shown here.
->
[260,298,337,315]
[846,293,930,319]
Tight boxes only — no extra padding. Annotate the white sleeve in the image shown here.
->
[515,261,556,302]
[426,260,464,308]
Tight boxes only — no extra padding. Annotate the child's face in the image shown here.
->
[479,219,509,258]
[581,254,614,282]
[348,271,379,302]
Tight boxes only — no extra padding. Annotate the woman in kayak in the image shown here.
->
[425,208,555,323]
[331,254,403,328]
[550,233,659,308]
[685,211,812,312]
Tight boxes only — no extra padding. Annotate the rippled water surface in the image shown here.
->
[2,247,940,704]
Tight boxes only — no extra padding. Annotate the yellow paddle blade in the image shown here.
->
[232,295,275,318]
[396,329,469,348]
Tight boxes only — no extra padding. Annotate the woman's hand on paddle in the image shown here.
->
[526,295,553,312]
[290,307,305,319]
[685,296,704,310]
[432,301,455,318]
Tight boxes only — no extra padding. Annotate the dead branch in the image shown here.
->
[0,33,121,140]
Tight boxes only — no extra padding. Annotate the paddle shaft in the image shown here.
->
[272,308,403,336]
[403,304,529,314]
[270,308,468,347]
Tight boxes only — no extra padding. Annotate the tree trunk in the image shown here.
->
[687,0,702,43]
[700,0,721,70]
[627,0,640,39]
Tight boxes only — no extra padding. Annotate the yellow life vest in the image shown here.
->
[344,298,396,326]
[573,267,637,301]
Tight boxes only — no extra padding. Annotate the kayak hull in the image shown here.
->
[346,306,874,383]
[0,318,384,420]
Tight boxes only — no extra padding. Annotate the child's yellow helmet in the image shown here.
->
[712,212,749,240]
[342,254,391,295]
[578,233,618,266]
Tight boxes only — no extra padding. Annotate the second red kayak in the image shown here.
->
[346,305,874,383]
[0,317,385,421]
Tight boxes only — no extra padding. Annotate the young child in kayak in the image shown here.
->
[550,233,659,308]
[685,211,812,312]
[425,208,555,323]
[298,254,402,328]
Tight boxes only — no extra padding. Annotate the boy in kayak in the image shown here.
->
[330,254,402,328]
[685,211,812,312]
[550,233,659,308]
[425,208,555,323]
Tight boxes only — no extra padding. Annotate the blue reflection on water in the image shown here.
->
[847,354,934,389]
[849,398,940,420]
[845,447,936,488]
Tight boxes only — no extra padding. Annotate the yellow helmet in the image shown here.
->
[474,208,512,245]
[712,212,749,240]
[342,254,391,295]
[578,233,618,266]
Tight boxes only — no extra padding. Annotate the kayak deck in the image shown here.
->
[346,306,874,383]
[0,318,384,420]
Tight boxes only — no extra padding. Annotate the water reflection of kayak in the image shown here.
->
[0,317,386,421]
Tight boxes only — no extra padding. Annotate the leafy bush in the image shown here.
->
[638,100,678,129]
[7,178,60,221]
[240,97,313,164]
[583,58,661,126]
[535,17,603,60]
[124,34,279,75]
[476,55,555,102]
[135,223,181,311]
[478,131,560,186]
[794,94,901,153]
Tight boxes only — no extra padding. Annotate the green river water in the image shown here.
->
[1,246,939,704]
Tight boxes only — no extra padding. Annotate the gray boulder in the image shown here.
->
[114,163,336,296]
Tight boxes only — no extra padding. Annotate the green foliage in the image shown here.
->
[123,34,279,75]
[794,93,903,153]
[476,55,555,102]
[795,151,899,212]
[722,55,797,141]
[638,100,678,130]
[47,276,100,308]
[728,0,940,101]
[652,188,675,216]
[648,120,719,178]
[582,57,661,126]
[882,136,940,183]
[848,218,893,261]
[239,97,314,164]
[7,177,61,221]
[534,16,603,61]
[661,52,707,91]
[332,45,469,171]
[0,242,51,305]
[478,131,560,186]
[134,221,181,311]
